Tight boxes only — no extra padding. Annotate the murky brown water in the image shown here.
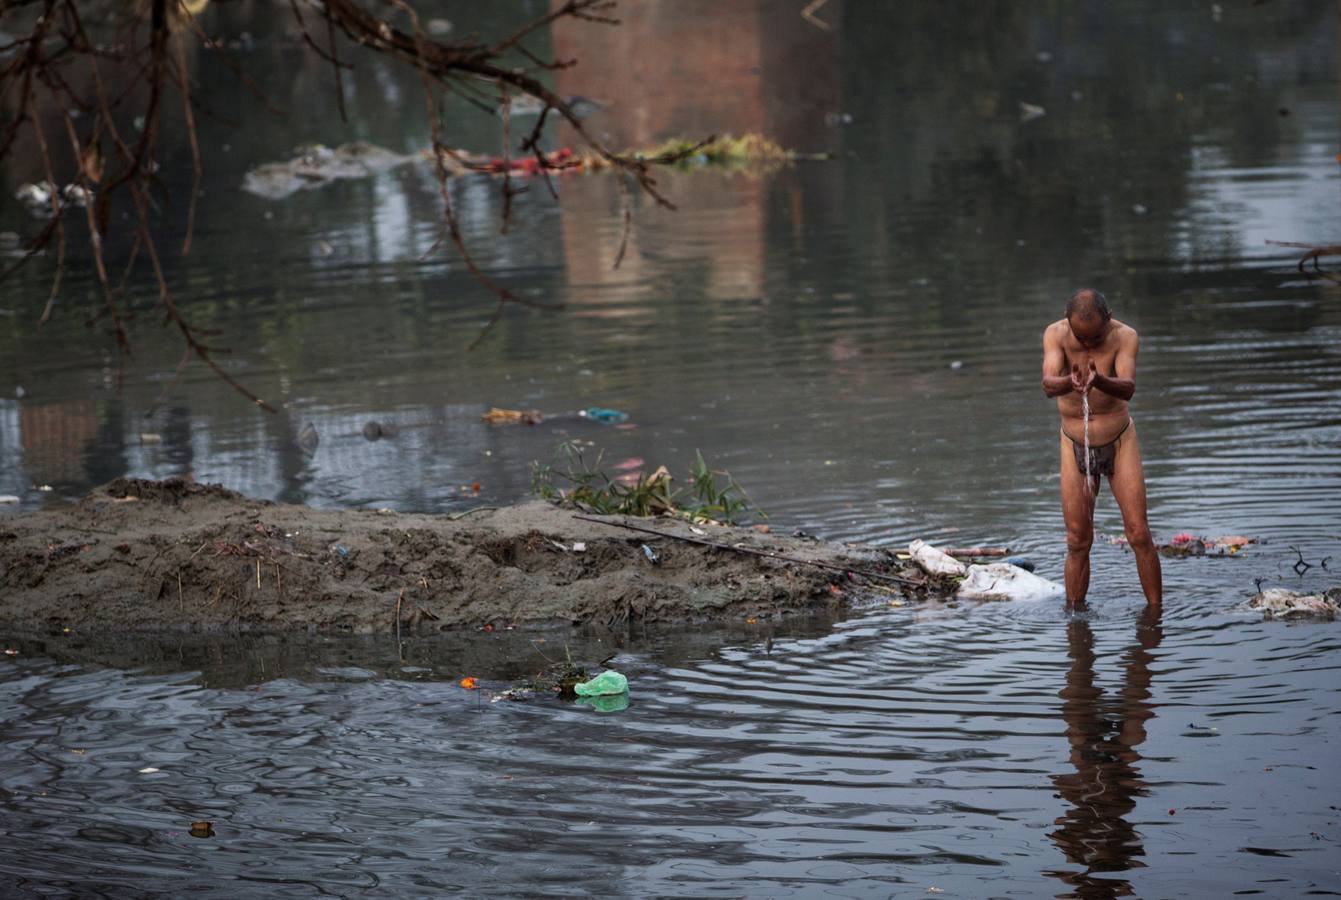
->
[2,1,1340,895]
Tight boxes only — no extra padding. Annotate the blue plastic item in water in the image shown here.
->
[582,406,629,424]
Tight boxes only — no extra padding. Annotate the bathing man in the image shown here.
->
[1041,289,1162,607]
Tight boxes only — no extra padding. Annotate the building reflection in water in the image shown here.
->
[1047,607,1163,898]
[548,0,842,305]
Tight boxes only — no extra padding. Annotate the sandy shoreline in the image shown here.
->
[0,478,927,634]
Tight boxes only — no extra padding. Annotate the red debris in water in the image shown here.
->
[1168,808,1176,815]
[1170,532,1196,546]
[481,147,575,176]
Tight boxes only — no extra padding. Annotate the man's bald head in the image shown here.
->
[1066,288,1111,326]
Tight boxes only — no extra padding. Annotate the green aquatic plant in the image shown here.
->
[633,133,799,173]
[530,442,764,524]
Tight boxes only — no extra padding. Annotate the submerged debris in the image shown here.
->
[241,142,418,200]
[244,133,825,202]
[956,563,1065,602]
[906,539,1064,601]
[1244,588,1339,620]
[481,407,543,425]
[580,406,629,424]
[1106,532,1260,557]
[908,540,967,577]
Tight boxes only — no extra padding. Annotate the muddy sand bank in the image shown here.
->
[0,479,928,634]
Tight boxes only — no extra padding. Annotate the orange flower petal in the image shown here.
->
[460,677,477,690]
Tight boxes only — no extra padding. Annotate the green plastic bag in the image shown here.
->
[577,693,630,713]
[573,670,628,696]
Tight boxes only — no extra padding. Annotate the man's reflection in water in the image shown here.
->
[1047,606,1163,898]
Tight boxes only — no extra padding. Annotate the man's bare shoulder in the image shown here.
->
[1110,319,1140,347]
[1043,319,1068,342]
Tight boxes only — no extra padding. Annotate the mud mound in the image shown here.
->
[98,476,245,505]
[0,481,921,634]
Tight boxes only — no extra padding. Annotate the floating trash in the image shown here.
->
[581,407,629,424]
[1244,588,1339,620]
[574,670,628,697]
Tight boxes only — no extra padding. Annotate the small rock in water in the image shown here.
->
[362,420,398,441]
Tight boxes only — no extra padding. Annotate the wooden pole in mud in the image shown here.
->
[572,514,926,588]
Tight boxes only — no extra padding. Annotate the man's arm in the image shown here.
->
[1041,324,1073,397]
[1091,328,1138,400]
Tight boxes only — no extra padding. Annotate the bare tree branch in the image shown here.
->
[0,0,708,410]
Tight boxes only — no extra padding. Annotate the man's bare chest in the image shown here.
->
[1063,342,1119,376]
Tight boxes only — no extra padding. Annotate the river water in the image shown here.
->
[2,1,1340,895]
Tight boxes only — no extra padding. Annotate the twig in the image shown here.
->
[395,587,404,645]
[1266,239,1341,283]
[145,345,192,417]
[169,36,202,255]
[445,506,500,520]
[801,0,831,30]
[1289,546,1314,575]
[613,175,632,269]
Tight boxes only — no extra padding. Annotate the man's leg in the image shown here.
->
[1108,424,1162,606]
[1059,433,1097,607]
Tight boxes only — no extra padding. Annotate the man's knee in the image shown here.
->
[1067,527,1093,554]
[1125,521,1154,550]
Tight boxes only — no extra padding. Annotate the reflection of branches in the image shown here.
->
[0,0,706,408]
[1265,239,1341,284]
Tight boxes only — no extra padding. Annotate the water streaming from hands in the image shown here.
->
[1082,391,1092,492]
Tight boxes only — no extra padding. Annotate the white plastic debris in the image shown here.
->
[908,540,967,577]
[1245,589,1338,620]
[956,563,1066,602]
